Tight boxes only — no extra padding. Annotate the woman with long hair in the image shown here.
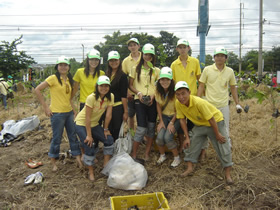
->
[129,43,160,161]
[155,67,181,167]
[106,51,128,140]
[72,49,105,111]
[35,56,82,172]
[75,76,114,181]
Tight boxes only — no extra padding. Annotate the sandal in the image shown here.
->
[25,159,43,169]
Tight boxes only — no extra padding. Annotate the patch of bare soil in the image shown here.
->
[0,91,279,209]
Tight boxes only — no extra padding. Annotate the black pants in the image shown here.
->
[109,104,124,141]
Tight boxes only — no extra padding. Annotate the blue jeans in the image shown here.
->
[156,115,180,150]
[75,124,114,166]
[48,111,81,158]
[0,94,7,109]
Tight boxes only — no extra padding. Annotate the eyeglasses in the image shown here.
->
[66,83,70,94]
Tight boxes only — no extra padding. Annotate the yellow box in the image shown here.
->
[110,192,170,210]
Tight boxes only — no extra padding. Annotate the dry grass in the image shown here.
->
[0,91,280,209]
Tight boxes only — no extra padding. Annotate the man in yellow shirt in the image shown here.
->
[197,47,242,144]
[171,39,201,153]
[122,38,141,132]
[175,81,233,184]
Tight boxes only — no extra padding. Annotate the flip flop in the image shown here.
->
[29,159,43,166]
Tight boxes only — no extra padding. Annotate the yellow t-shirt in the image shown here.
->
[45,75,72,113]
[122,52,141,95]
[199,64,237,108]
[0,81,9,95]
[75,93,114,127]
[155,93,176,116]
[73,68,105,103]
[171,56,201,95]
[129,66,160,100]
[176,95,223,126]
[122,52,142,75]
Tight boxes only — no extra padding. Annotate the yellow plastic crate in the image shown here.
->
[110,192,170,210]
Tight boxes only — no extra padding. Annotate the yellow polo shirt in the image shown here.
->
[45,75,72,113]
[73,68,105,103]
[171,56,201,95]
[129,66,160,100]
[155,93,176,116]
[0,81,9,95]
[199,64,237,108]
[122,52,141,95]
[122,52,142,75]
[176,95,223,126]
[75,93,114,127]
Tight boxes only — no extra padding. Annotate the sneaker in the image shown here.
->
[157,155,167,165]
[34,172,44,184]
[171,158,181,167]
[24,173,36,185]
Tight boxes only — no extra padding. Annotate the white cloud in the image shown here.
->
[0,0,279,64]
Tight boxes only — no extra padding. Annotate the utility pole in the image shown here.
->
[81,44,84,62]
[258,0,263,80]
[239,2,243,73]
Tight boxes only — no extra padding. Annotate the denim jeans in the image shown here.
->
[75,124,114,166]
[48,111,81,158]
[156,115,180,149]
[0,94,7,109]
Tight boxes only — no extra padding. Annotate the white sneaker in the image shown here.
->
[24,173,36,185]
[157,155,167,165]
[171,158,181,167]
[34,172,44,184]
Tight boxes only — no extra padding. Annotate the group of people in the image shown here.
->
[35,37,243,184]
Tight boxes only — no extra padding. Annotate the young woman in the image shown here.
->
[155,67,181,167]
[75,76,114,181]
[35,56,82,172]
[129,43,160,161]
[72,49,105,111]
[106,51,128,140]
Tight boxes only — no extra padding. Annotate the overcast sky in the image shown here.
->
[0,0,279,64]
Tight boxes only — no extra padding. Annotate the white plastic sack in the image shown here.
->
[102,153,148,190]
[114,122,132,155]
[0,115,40,140]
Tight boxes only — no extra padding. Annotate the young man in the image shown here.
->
[175,81,233,184]
[197,47,242,144]
[170,39,201,153]
[171,39,201,95]
[122,38,141,133]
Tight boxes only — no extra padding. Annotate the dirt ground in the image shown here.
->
[0,89,280,209]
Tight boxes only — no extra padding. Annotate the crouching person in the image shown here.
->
[75,76,114,181]
[175,81,233,184]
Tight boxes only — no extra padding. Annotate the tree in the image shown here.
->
[242,50,258,72]
[0,35,36,79]
[94,30,179,69]
[227,51,239,71]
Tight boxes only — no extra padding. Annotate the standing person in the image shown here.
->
[75,76,114,181]
[197,47,243,145]
[0,78,8,110]
[72,49,105,111]
[155,67,181,167]
[175,81,233,184]
[35,56,82,172]
[122,38,141,134]
[106,51,128,140]
[170,39,201,153]
[129,43,160,161]
[272,74,278,88]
